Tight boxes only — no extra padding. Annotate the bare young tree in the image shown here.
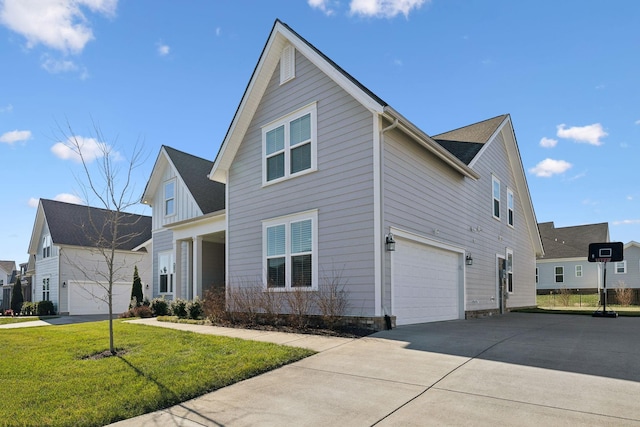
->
[58,120,148,355]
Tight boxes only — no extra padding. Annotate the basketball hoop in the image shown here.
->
[588,242,623,318]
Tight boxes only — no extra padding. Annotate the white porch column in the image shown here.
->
[174,241,182,299]
[192,236,203,299]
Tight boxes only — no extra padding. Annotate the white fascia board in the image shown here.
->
[536,257,587,264]
[383,107,480,180]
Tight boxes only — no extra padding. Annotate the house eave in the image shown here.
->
[164,209,226,231]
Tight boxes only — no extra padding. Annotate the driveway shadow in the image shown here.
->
[372,312,640,383]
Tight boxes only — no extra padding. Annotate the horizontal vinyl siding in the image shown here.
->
[383,125,537,313]
[536,260,599,290]
[228,51,376,316]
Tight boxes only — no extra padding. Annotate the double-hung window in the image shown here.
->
[615,261,627,274]
[263,210,318,289]
[42,278,50,301]
[555,266,564,283]
[42,235,52,258]
[492,175,501,219]
[506,249,514,293]
[164,180,176,217]
[507,188,514,227]
[263,103,317,185]
[575,265,583,277]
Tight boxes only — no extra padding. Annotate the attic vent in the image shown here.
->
[280,44,295,85]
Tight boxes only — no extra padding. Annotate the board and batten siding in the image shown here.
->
[227,49,378,316]
[151,161,204,231]
[382,123,537,313]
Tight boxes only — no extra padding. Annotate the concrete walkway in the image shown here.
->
[108,313,640,426]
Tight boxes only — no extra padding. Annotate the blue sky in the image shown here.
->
[1,0,639,265]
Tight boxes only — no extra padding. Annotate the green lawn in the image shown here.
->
[0,320,314,427]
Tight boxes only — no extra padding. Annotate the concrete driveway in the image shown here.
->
[111,313,640,426]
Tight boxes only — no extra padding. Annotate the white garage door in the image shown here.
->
[393,238,461,325]
[68,281,132,315]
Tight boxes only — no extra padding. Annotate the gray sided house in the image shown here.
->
[27,199,152,315]
[608,241,640,293]
[208,20,543,326]
[536,221,609,293]
[0,260,16,311]
[141,146,225,301]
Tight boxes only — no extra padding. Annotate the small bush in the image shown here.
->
[557,288,571,307]
[170,299,188,318]
[615,282,633,306]
[36,301,55,316]
[284,287,314,329]
[227,282,262,325]
[21,302,35,316]
[316,269,349,326]
[150,298,170,317]
[120,305,153,319]
[203,287,227,323]
[186,298,204,320]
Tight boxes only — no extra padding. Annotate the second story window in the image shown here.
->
[507,188,514,227]
[164,180,175,217]
[492,175,500,219]
[42,235,52,258]
[263,103,317,185]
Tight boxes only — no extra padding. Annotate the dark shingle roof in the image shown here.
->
[538,221,609,259]
[163,146,225,214]
[41,199,151,251]
[432,115,508,165]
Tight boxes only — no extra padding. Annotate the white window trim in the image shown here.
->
[575,265,583,277]
[262,209,318,291]
[158,251,175,295]
[506,248,513,293]
[262,103,318,186]
[615,260,627,274]
[280,44,295,85]
[164,178,177,218]
[42,235,52,259]
[507,187,514,228]
[555,266,564,283]
[492,175,501,220]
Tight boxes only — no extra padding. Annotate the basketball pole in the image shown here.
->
[593,260,618,318]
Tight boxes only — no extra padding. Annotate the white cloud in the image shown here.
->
[215,27,221,36]
[28,197,39,208]
[41,55,78,73]
[539,137,557,148]
[0,104,13,113]
[613,219,640,226]
[349,0,428,18]
[50,136,117,163]
[157,43,170,56]
[54,193,84,205]
[0,129,32,144]
[556,123,607,146]
[529,158,572,178]
[0,0,117,54]
[635,119,640,125]
[309,0,336,15]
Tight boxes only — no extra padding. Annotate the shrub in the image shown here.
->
[186,298,204,320]
[557,288,571,307]
[120,305,153,319]
[203,287,226,323]
[284,286,314,329]
[11,278,24,314]
[36,301,55,316]
[615,281,633,306]
[130,266,144,308]
[316,269,349,326]
[21,302,35,316]
[170,299,188,318]
[226,282,262,325]
[150,298,170,317]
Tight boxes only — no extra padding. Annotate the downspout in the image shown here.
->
[379,118,398,325]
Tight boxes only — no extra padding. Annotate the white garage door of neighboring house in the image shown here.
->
[68,281,132,315]
[392,237,462,325]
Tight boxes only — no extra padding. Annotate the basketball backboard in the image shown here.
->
[588,242,624,262]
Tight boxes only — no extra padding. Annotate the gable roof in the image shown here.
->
[209,19,478,183]
[0,260,15,275]
[433,115,508,165]
[163,146,225,214]
[538,221,609,259]
[36,199,151,251]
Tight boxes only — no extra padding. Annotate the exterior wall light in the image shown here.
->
[386,233,396,251]
[466,254,473,265]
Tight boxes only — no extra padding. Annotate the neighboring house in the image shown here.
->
[608,241,640,291]
[536,221,609,293]
[141,146,225,301]
[0,260,16,311]
[205,20,543,327]
[27,199,152,315]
